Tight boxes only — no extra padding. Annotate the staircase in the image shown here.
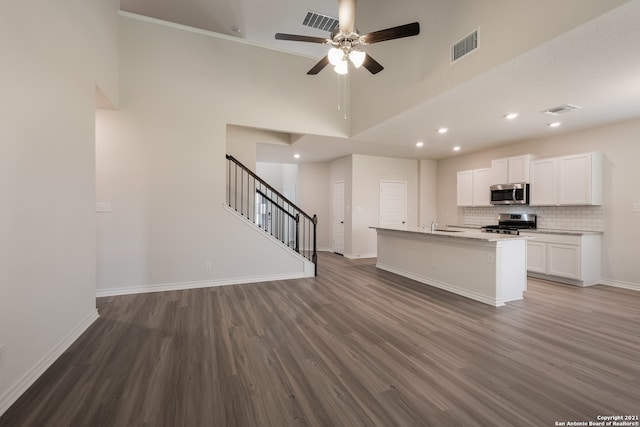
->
[226,155,317,275]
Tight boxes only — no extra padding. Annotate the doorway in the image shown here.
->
[380,180,407,228]
[332,181,345,255]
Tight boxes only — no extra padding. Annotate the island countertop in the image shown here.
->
[369,226,531,242]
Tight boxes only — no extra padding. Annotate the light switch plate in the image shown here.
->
[96,202,112,213]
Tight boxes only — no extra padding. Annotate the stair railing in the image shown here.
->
[226,155,317,275]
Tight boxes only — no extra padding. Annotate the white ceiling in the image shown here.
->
[119,0,640,163]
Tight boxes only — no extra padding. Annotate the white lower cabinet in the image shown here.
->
[525,241,546,273]
[521,232,601,286]
[547,243,581,280]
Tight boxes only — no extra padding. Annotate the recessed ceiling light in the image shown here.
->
[293,153,301,159]
[505,113,519,120]
[438,128,448,134]
[453,146,461,151]
[416,141,424,147]
[548,122,562,128]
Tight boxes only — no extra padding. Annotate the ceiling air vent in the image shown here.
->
[451,29,479,63]
[302,11,339,32]
[542,104,583,115]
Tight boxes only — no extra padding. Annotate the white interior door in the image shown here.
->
[380,180,407,228]
[333,181,345,255]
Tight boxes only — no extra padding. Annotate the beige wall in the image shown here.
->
[350,0,628,136]
[298,163,332,251]
[419,159,438,227]
[0,0,119,415]
[95,15,343,293]
[351,155,420,258]
[436,116,640,287]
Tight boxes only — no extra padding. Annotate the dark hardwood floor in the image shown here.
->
[2,252,639,426]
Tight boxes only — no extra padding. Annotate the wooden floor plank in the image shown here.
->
[2,252,639,426]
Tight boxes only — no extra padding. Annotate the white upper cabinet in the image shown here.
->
[491,155,533,184]
[530,152,603,206]
[558,152,603,205]
[472,168,492,207]
[491,158,508,184]
[530,158,557,205]
[457,168,491,207]
[457,170,474,206]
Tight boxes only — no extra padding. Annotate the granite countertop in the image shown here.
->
[446,224,603,236]
[370,226,530,242]
[519,228,603,236]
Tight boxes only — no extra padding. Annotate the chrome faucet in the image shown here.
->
[431,221,439,233]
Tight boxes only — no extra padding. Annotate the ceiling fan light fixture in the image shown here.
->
[349,50,366,68]
[328,47,344,66]
[334,60,349,75]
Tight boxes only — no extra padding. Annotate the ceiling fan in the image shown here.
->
[275,0,420,75]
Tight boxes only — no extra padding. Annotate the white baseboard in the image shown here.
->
[599,278,640,291]
[376,263,506,307]
[96,271,312,298]
[344,252,377,260]
[317,247,333,252]
[0,309,99,417]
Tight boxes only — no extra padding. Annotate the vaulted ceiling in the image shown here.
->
[119,0,640,162]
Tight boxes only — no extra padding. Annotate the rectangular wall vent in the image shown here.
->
[451,29,479,63]
[542,104,583,115]
[303,11,339,32]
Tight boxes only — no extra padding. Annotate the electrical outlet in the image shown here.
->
[0,345,6,366]
[487,253,495,263]
[633,203,640,213]
[431,259,437,269]
[205,262,212,271]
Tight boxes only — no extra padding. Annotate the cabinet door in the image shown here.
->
[559,153,592,205]
[530,158,557,205]
[457,170,473,206]
[472,168,491,206]
[491,158,508,185]
[547,243,581,279]
[526,241,546,273]
[508,155,531,183]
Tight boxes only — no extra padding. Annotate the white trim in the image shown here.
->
[0,310,99,417]
[599,278,640,291]
[96,272,311,298]
[376,263,506,307]
[344,253,377,260]
[118,11,318,60]
[317,247,333,252]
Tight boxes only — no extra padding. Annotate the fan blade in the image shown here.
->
[362,54,384,74]
[307,56,330,75]
[361,22,420,44]
[338,0,356,34]
[275,33,329,44]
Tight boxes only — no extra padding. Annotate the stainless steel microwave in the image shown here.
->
[490,183,529,205]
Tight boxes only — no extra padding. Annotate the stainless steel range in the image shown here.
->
[481,213,537,235]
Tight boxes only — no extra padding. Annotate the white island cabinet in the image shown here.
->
[372,227,528,307]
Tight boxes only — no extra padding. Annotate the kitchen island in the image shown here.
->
[371,226,529,307]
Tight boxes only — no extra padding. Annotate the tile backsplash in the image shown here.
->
[464,205,604,231]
